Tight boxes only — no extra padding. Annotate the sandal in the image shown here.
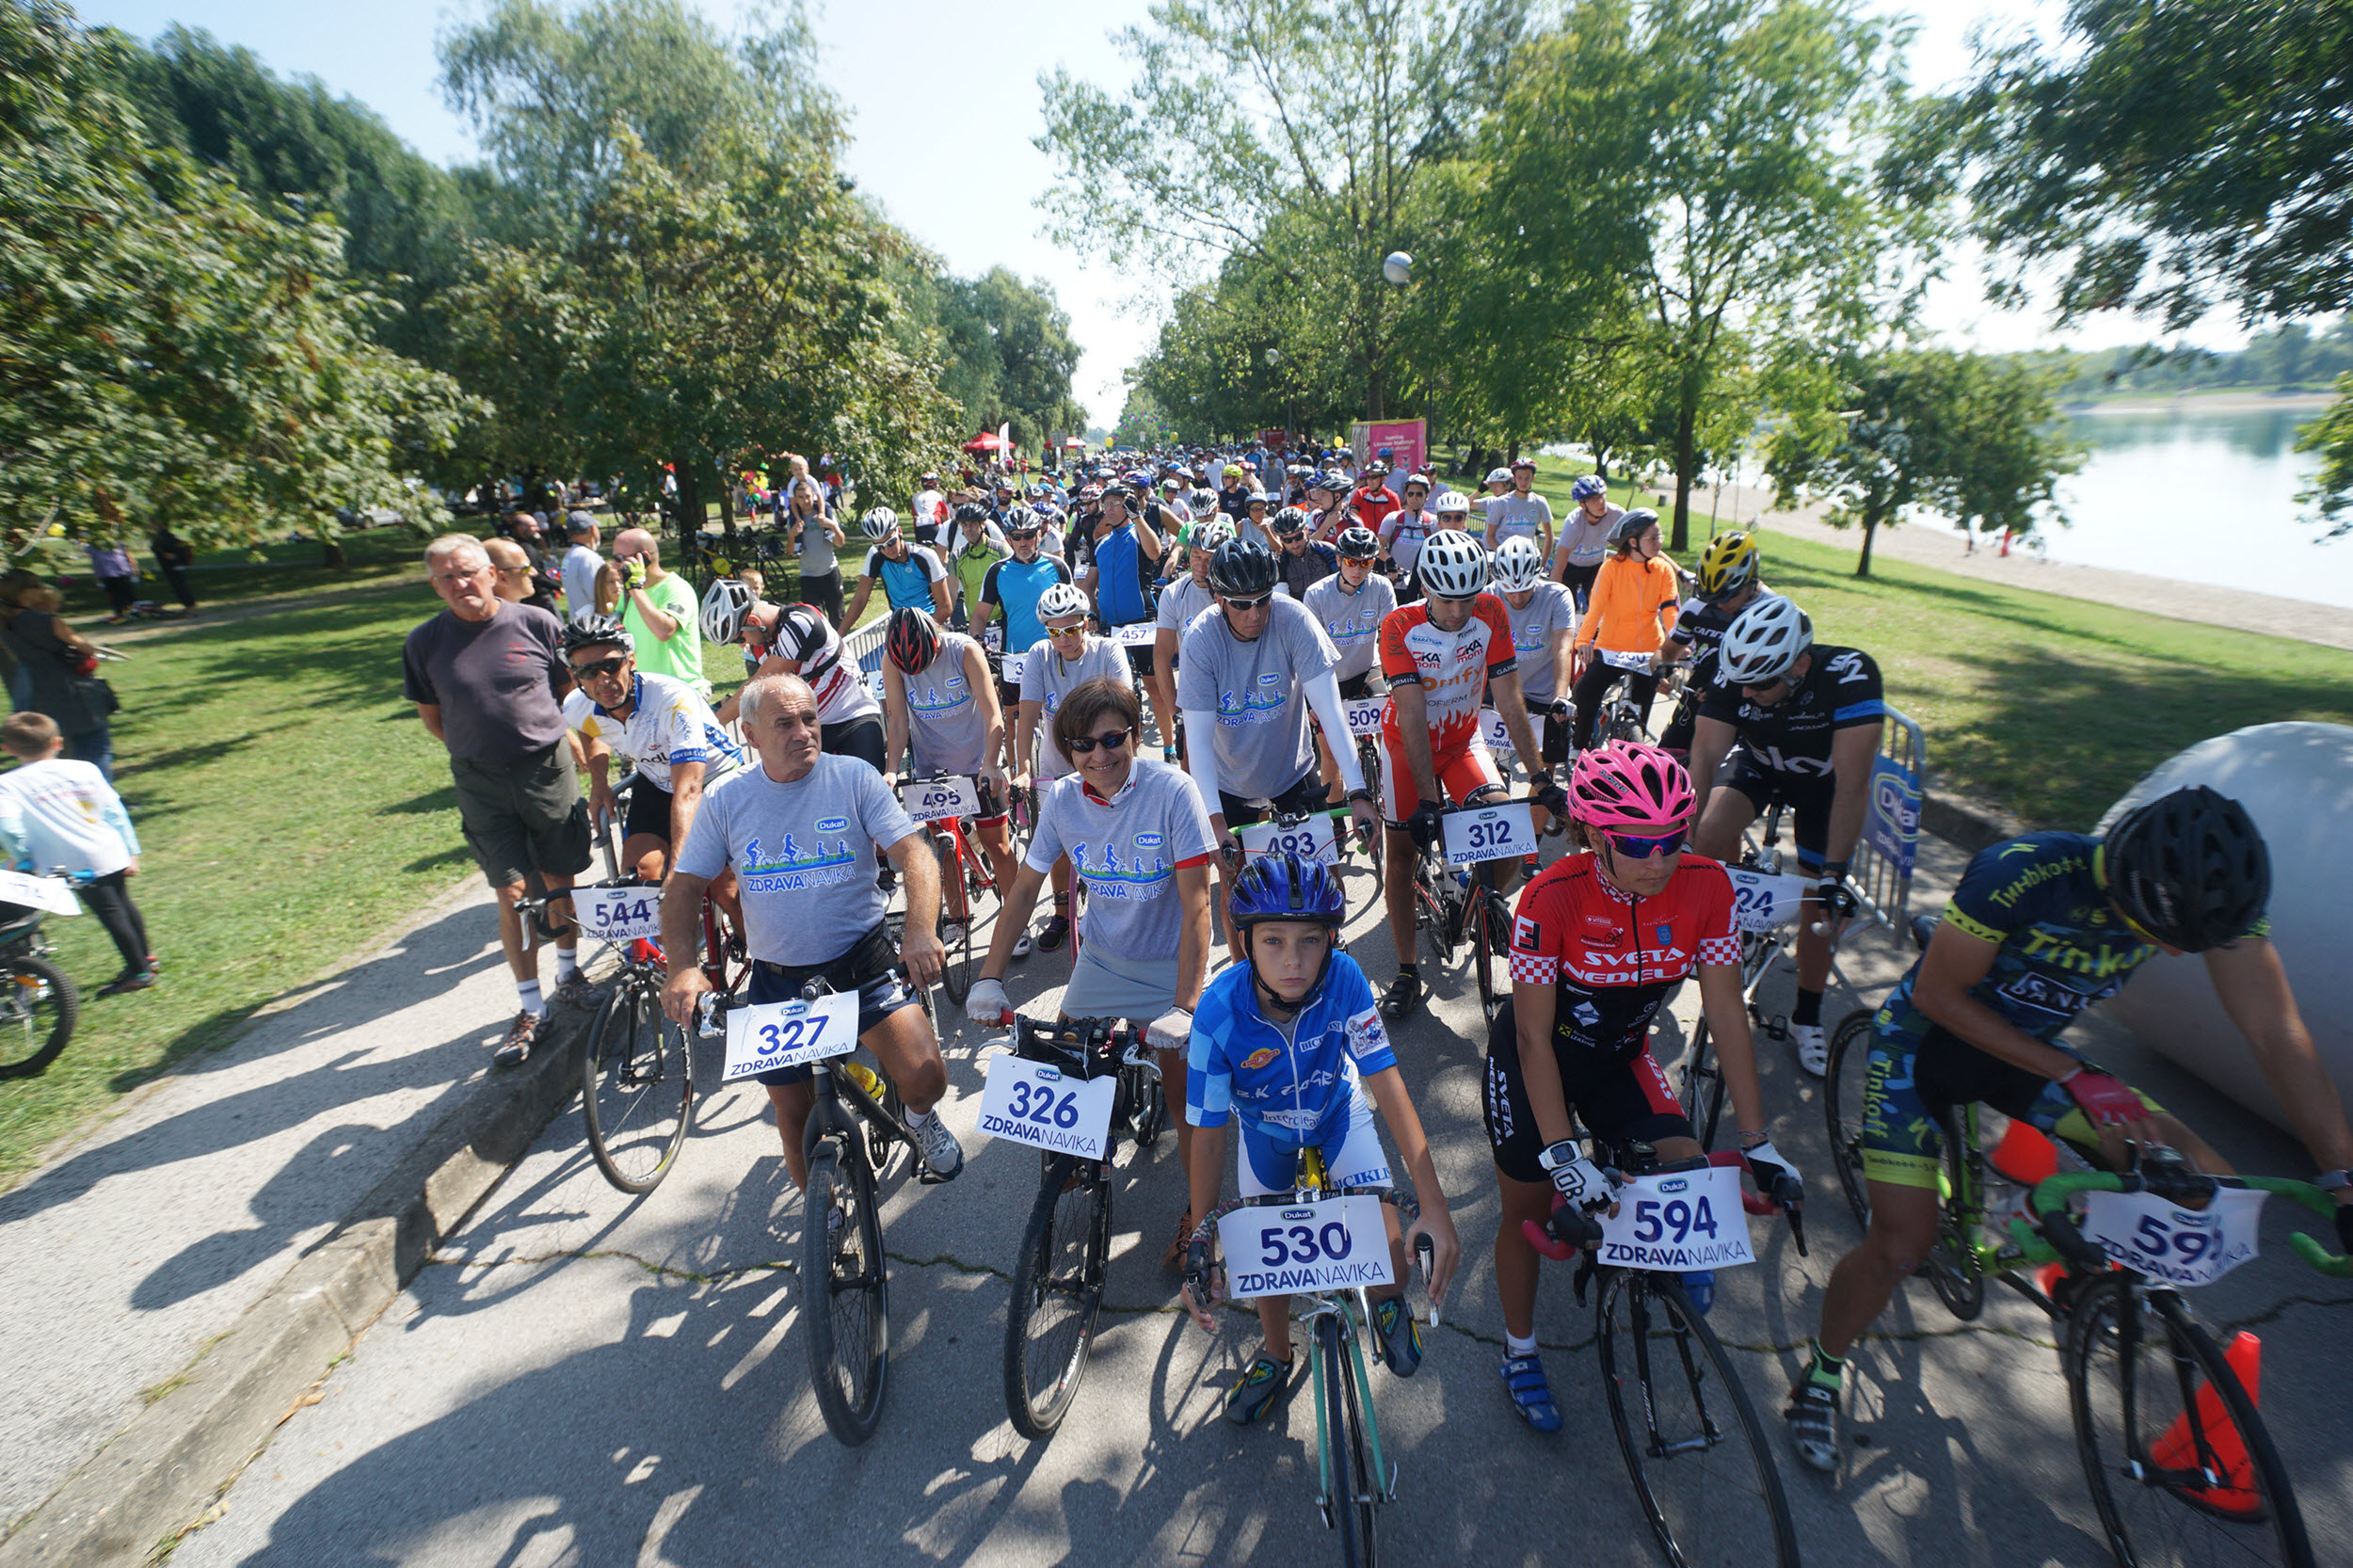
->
[1163,1208,1195,1271]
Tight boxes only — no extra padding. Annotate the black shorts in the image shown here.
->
[1337,670,1386,701]
[1559,561,1601,615]
[622,776,673,843]
[1526,698,1571,766]
[749,924,920,1087]
[1481,998,1690,1184]
[450,743,595,890]
[1717,749,1835,872]
[822,714,886,773]
[1657,688,1699,756]
[1219,766,1329,829]
[798,568,844,627]
[1115,632,1156,682]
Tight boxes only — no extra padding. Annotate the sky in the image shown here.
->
[75,0,2231,429]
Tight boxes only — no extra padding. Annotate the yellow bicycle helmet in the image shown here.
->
[1695,531,1761,604]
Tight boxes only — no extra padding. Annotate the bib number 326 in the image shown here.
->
[977,1054,1118,1160]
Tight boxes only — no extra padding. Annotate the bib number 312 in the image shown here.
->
[1443,801,1535,867]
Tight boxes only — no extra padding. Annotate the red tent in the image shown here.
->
[963,432,1007,453]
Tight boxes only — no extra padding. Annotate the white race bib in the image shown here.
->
[577,884,663,943]
[1443,800,1535,867]
[1599,647,1656,673]
[1594,1164,1757,1271]
[0,872,78,917]
[898,775,980,824]
[1480,707,1516,756]
[721,990,858,1083]
[1219,1194,1395,1299]
[976,1053,1119,1160]
[1723,866,1810,934]
[1341,696,1388,739]
[2077,1188,2265,1288]
[1113,621,1158,646]
[1238,813,1339,865]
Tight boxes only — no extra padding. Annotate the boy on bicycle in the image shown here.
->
[1178,853,1463,1425]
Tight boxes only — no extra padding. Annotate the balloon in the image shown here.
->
[1382,251,1413,285]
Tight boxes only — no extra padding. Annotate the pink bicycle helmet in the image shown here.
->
[1569,741,1695,830]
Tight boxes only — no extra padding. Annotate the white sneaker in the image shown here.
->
[1789,1022,1828,1077]
[1011,931,1035,960]
[909,1109,965,1182]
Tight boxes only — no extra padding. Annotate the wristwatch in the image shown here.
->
[2317,1168,2351,1193]
[1536,1139,1582,1174]
[1347,787,1375,806]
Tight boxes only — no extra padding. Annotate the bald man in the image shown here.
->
[611,524,707,692]
[485,536,537,607]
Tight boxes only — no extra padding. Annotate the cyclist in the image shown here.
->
[910,472,948,543]
[1550,474,1624,613]
[840,507,953,629]
[1348,462,1401,535]
[1233,491,1275,552]
[1302,525,1397,807]
[700,578,886,772]
[660,673,965,1190]
[1490,741,1799,1430]
[879,609,1027,956]
[1177,539,1380,947]
[974,511,1075,676]
[1377,474,1438,599]
[1304,472,1348,542]
[1785,787,2353,1473]
[1372,531,1558,1020]
[1079,483,1172,750]
[1149,517,1235,762]
[1016,582,1137,951]
[1686,595,1884,1075]
[1489,536,1578,829]
[561,616,742,880]
[1269,505,1338,600]
[1655,531,1771,760]
[1481,456,1555,560]
[1177,853,1464,1424]
[946,502,1009,631]
[1567,508,1680,752]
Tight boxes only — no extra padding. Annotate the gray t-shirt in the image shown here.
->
[401,602,570,762]
[790,478,837,577]
[563,542,603,624]
[1024,760,1214,962]
[1504,582,1579,702]
[676,754,918,967]
[902,632,994,776]
[1557,502,1625,569]
[1176,594,1338,800]
[1018,634,1134,782]
[1155,575,1219,667]
[1301,572,1397,683]
[1485,491,1554,546]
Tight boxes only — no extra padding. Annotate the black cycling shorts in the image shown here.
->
[822,714,887,773]
[622,776,673,844]
[1337,669,1386,701]
[1526,698,1571,767]
[1717,749,1834,872]
[1115,631,1156,681]
[749,923,920,1087]
[1219,766,1330,829]
[1482,997,1690,1185]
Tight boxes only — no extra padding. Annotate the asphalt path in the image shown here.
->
[169,832,2352,1567]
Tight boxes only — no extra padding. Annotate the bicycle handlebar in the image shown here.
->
[1519,1148,1808,1261]
[2026,1169,2352,1280]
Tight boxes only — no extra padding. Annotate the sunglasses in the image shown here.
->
[1046,621,1089,638]
[1603,827,1687,859]
[1223,592,1275,612]
[1066,728,1132,755]
[570,657,630,680]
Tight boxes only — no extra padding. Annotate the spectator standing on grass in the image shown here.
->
[147,528,197,615]
[609,526,706,693]
[0,571,115,781]
[85,544,137,622]
[0,712,154,995]
[561,513,602,626]
[504,515,561,616]
[785,454,846,626]
[403,536,592,1067]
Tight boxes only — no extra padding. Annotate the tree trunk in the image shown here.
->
[1856,504,1883,578]
[672,456,703,575]
[1670,399,1699,553]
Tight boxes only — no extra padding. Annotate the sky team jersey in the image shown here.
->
[562,672,743,792]
[1187,953,1397,1150]
[1696,642,1884,777]
[1878,831,2267,1049]
[1668,588,1777,690]
[1508,854,1742,1065]
[861,543,948,612]
[981,554,1074,661]
[1377,594,1517,753]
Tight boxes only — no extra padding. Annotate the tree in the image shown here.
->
[915,267,1086,447]
[1764,349,2082,576]
[2295,376,2353,540]
[0,0,471,554]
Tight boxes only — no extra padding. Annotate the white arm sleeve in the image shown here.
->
[1180,707,1226,811]
[1303,667,1366,794]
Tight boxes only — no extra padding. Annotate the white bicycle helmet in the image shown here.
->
[861,506,901,542]
[1490,535,1546,593]
[1416,530,1488,599]
[700,577,758,645]
[1190,518,1236,553]
[1036,582,1089,624]
[1719,595,1814,687]
[1432,490,1472,520]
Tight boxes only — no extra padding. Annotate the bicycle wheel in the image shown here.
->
[581,982,694,1194]
[1823,1008,1878,1229]
[1413,869,1454,972]
[2065,1277,2311,1568]
[1002,1154,1112,1438]
[933,836,976,1005]
[1471,885,1512,1025]
[1316,1312,1380,1566]
[0,954,74,1078]
[1677,1016,1729,1153]
[801,1143,889,1446]
[1923,1108,1986,1321]
[1598,1272,1800,1568]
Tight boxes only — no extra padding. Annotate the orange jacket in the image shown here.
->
[1574,553,1680,654]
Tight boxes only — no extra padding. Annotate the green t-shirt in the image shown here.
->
[623,571,708,693]
[953,538,1009,613]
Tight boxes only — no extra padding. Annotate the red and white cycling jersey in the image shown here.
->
[1376,594,1517,753]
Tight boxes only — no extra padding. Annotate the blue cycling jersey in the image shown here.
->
[981,555,1071,661]
[1187,953,1397,1152]
[1092,521,1152,626]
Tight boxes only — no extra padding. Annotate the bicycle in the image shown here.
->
[0,874,79,1079]
[993,1014,1167,1438]
[1525,1137,1807,1568]
[1189,1143,1433,1567]
[896,771,997,1006]
[569,878,695,1194]
[1405,792,1531,1024]
[1675,802,1811,1150]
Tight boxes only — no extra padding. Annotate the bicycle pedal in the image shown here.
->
[1764,1015,1789,1041]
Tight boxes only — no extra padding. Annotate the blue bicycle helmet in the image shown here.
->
[1571,474,1608,502]
[1228,851,1346,931]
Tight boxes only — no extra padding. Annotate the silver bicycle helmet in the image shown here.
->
[1489,536,1546,593]
[861,506,901,542]
[699,577,758,646]
[1718,595,1814,687]
[1036,582,1089,624]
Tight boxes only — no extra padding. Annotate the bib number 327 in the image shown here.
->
[721,990,858,1084]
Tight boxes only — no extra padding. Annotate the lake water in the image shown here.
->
[2048,402,2352,609]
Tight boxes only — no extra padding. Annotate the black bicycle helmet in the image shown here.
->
[1612,508,1660,550]
[952,501,991,528]
[2101,785,2271,952]
[560,615,633,658]
[1271,505,1310,537]
[1335,525,1381,562]
[1208,538,1281,598]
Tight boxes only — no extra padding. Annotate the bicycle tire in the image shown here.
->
[1923,1106,1987,1320]
[1472,887,1511,1025]
[2065,1277,2312,1568]
[1823,1008,1877,1230]
[0,954,74,1078]
[1677,1016,1730,1153]
[1318,1312,1379,1567]
[581,981,694,1194]
[1598,1272,1800,1568]
[801,1143,889,1446]
[1002,1154,1111,1438]
[933,835,976,1005]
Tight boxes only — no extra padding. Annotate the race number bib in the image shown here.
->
[1113,621,1158,647]
[721,990,858,1084]
[1479,707,1515,756]
[1443,800,1535,867]
[1599,648,1656,673]
[2077,1188,2265,1288]
[577,884,663,942]
[1723,866,1810,933]
[1000,652,1026,687]
[1239,813,1339,865]
[1341,696,1388,739]
[1218,1194,1395,1299]
[898,775,980,824]
[0,872,77,917]
[1594,1164,1756,1271]
[977,1053,1118,1160]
